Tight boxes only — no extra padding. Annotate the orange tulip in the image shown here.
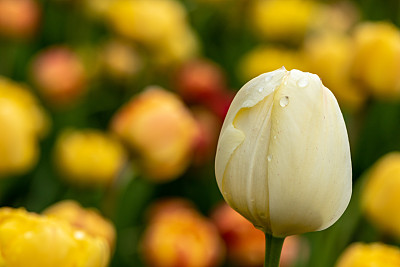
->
[111,87,198,181]
[0,0,40,39]
[31,46,87,107]
[212,203,306,267]
[141,199,224,267]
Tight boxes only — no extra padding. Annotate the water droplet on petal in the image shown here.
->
[273,135,277,140]
[258,87,263,92]
[283,80,288,86]
[279,96,289,107]
[74,231,85,240]
[267,155,272,162]
[264,75,273,83]
[297,77,309,88]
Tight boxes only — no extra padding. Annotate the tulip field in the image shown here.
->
[2,0,400,266]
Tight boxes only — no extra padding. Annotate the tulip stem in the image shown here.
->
[264,233,285,267]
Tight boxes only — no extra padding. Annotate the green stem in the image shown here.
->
[264,233,285,267]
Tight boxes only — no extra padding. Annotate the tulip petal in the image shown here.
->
[267,70,352,236]
[215,68,287,187]
[215,68,287,231]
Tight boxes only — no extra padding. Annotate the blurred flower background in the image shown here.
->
[1,0,400,266]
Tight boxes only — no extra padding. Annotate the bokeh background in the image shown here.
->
[2,0,400,266]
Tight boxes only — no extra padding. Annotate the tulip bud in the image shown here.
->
[361,152,400,240]
[0,207,110,267]
[0,0,40,39]
[105,0,187,46]
[175,59,227,104]
[141,199,224,267]
[101,40,143,80]
[152,27,199,67]
[43,200,116,250]
[352,22,400,99]
[0,77,49,176]
[250,0,319,42]
[335,242,400,267]
[105,0,198,67]
[304,33,366,111]
[145,198,196,220]
[215,67,352,237]
[111,87,198,182]
[212,203,308,267]
[54,129,126,187]
[31,46,87,107]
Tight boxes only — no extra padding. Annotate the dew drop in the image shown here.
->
[279,96,289,107]
[267,155,272,162]
[74,231,85,240]
[283,80,288,86]
[264,75,273,83]
[297,77,309,88]
[258,87,263,92]
[273,135,277,140]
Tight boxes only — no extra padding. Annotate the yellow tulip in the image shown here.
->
[106,0,187,46]
[0,207,110,267]
[55,129,126,186]
[304,33,366,110]
[101,39,143,80]
[0,78,48,137]
[238,46,305,82]
[336,242,400,267]
[152,27,199,67]
[43,200,116,250]
[352,21,400,98]
[0,77,48,175]
[105,0,198,66]
[215,67,352,237]
[250,0,318,42]
[361,152,400,239]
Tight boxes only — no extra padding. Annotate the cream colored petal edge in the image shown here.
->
[267,70,352,236]
[221,93,274,231]
[215,68,286,189]
[215,124,245,190]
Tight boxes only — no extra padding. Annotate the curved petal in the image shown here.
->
[268,70,352,236]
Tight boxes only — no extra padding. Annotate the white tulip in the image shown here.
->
[215,67,352,237]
